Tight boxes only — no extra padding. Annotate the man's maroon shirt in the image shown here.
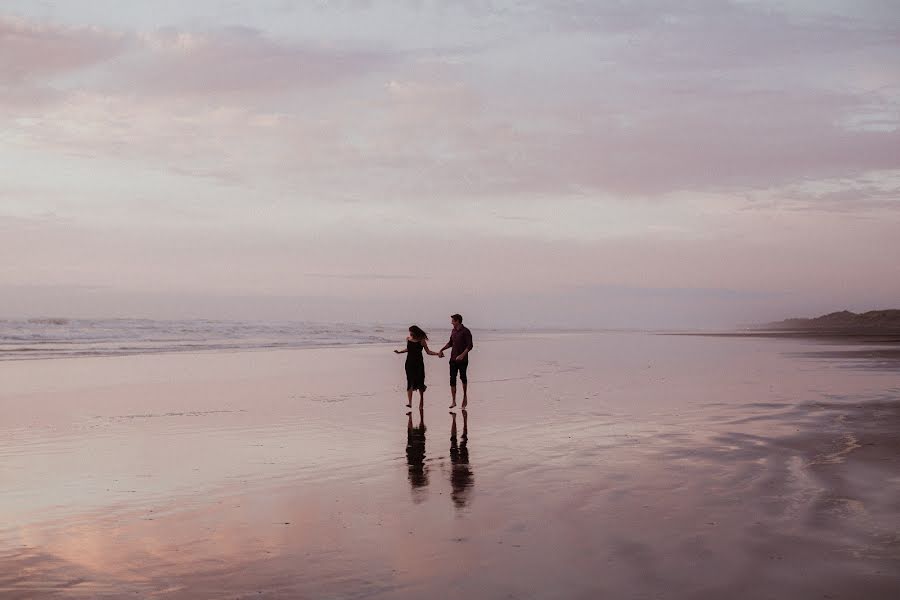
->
[449,326,474,360]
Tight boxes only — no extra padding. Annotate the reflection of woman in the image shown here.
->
[394,325,439,409]
[406,408,428,497]
[449,410,473,508]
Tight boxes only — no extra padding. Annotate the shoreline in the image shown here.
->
[0,327,597,363]
[661,330,900,343]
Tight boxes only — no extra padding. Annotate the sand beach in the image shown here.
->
[1,331,898,598]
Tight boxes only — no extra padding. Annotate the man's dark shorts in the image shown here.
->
[450,358,469,386]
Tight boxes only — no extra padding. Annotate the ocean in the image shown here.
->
[0,318,407,361]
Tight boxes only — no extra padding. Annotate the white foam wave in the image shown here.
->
[0,319,403,361]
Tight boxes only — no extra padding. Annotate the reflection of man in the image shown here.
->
[439,314,474,409]
[449,410,473,508]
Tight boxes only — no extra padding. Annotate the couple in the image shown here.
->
[394,313,473,410]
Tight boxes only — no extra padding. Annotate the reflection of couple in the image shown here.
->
[405,408,473,508]
[394,314,474,409]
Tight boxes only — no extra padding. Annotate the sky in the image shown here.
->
[1,0,898,328]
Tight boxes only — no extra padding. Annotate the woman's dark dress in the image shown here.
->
[405,339,427,391]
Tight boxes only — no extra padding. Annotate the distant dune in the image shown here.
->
[763,309,900,333]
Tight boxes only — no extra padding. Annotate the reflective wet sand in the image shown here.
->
[1,333,898,598]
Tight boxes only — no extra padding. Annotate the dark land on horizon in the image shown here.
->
[666,311,900,369]
[667,309,900,341]
[763,309,900,334]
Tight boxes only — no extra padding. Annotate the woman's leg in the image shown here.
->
[418,388,425,409]
[406,388,413,407]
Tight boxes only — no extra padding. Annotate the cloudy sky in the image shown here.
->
[1,0,898,328]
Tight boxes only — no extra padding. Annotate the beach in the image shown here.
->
[1,331,898,598]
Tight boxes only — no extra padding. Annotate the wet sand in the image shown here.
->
[1,332,898,598]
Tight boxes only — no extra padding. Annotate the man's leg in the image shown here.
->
[460,361,469,408]
[449,361,459,408]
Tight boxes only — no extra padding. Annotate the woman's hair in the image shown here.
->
[409,325,428,341]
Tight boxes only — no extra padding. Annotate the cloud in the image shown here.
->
[547,0,900,63]
[743,171,900,214]
[0,15,125,84]
[2,3,899,212]
[117,26,397,97]
[541,91,900,195]
[0,14,125,110]
[304,272,428,280]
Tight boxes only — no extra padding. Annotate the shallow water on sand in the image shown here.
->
[0,332,898,598]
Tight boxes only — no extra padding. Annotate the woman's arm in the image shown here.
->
[422,340,439,356]
[394,348,408,354]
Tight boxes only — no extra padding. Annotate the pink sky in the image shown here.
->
[1,1,898,327]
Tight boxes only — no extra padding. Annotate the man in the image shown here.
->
[439,313,474,409]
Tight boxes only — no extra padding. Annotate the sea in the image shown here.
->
[0,318,411,361]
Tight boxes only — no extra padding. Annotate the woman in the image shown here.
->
[394,325,439,408]
[406,407,428,494]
